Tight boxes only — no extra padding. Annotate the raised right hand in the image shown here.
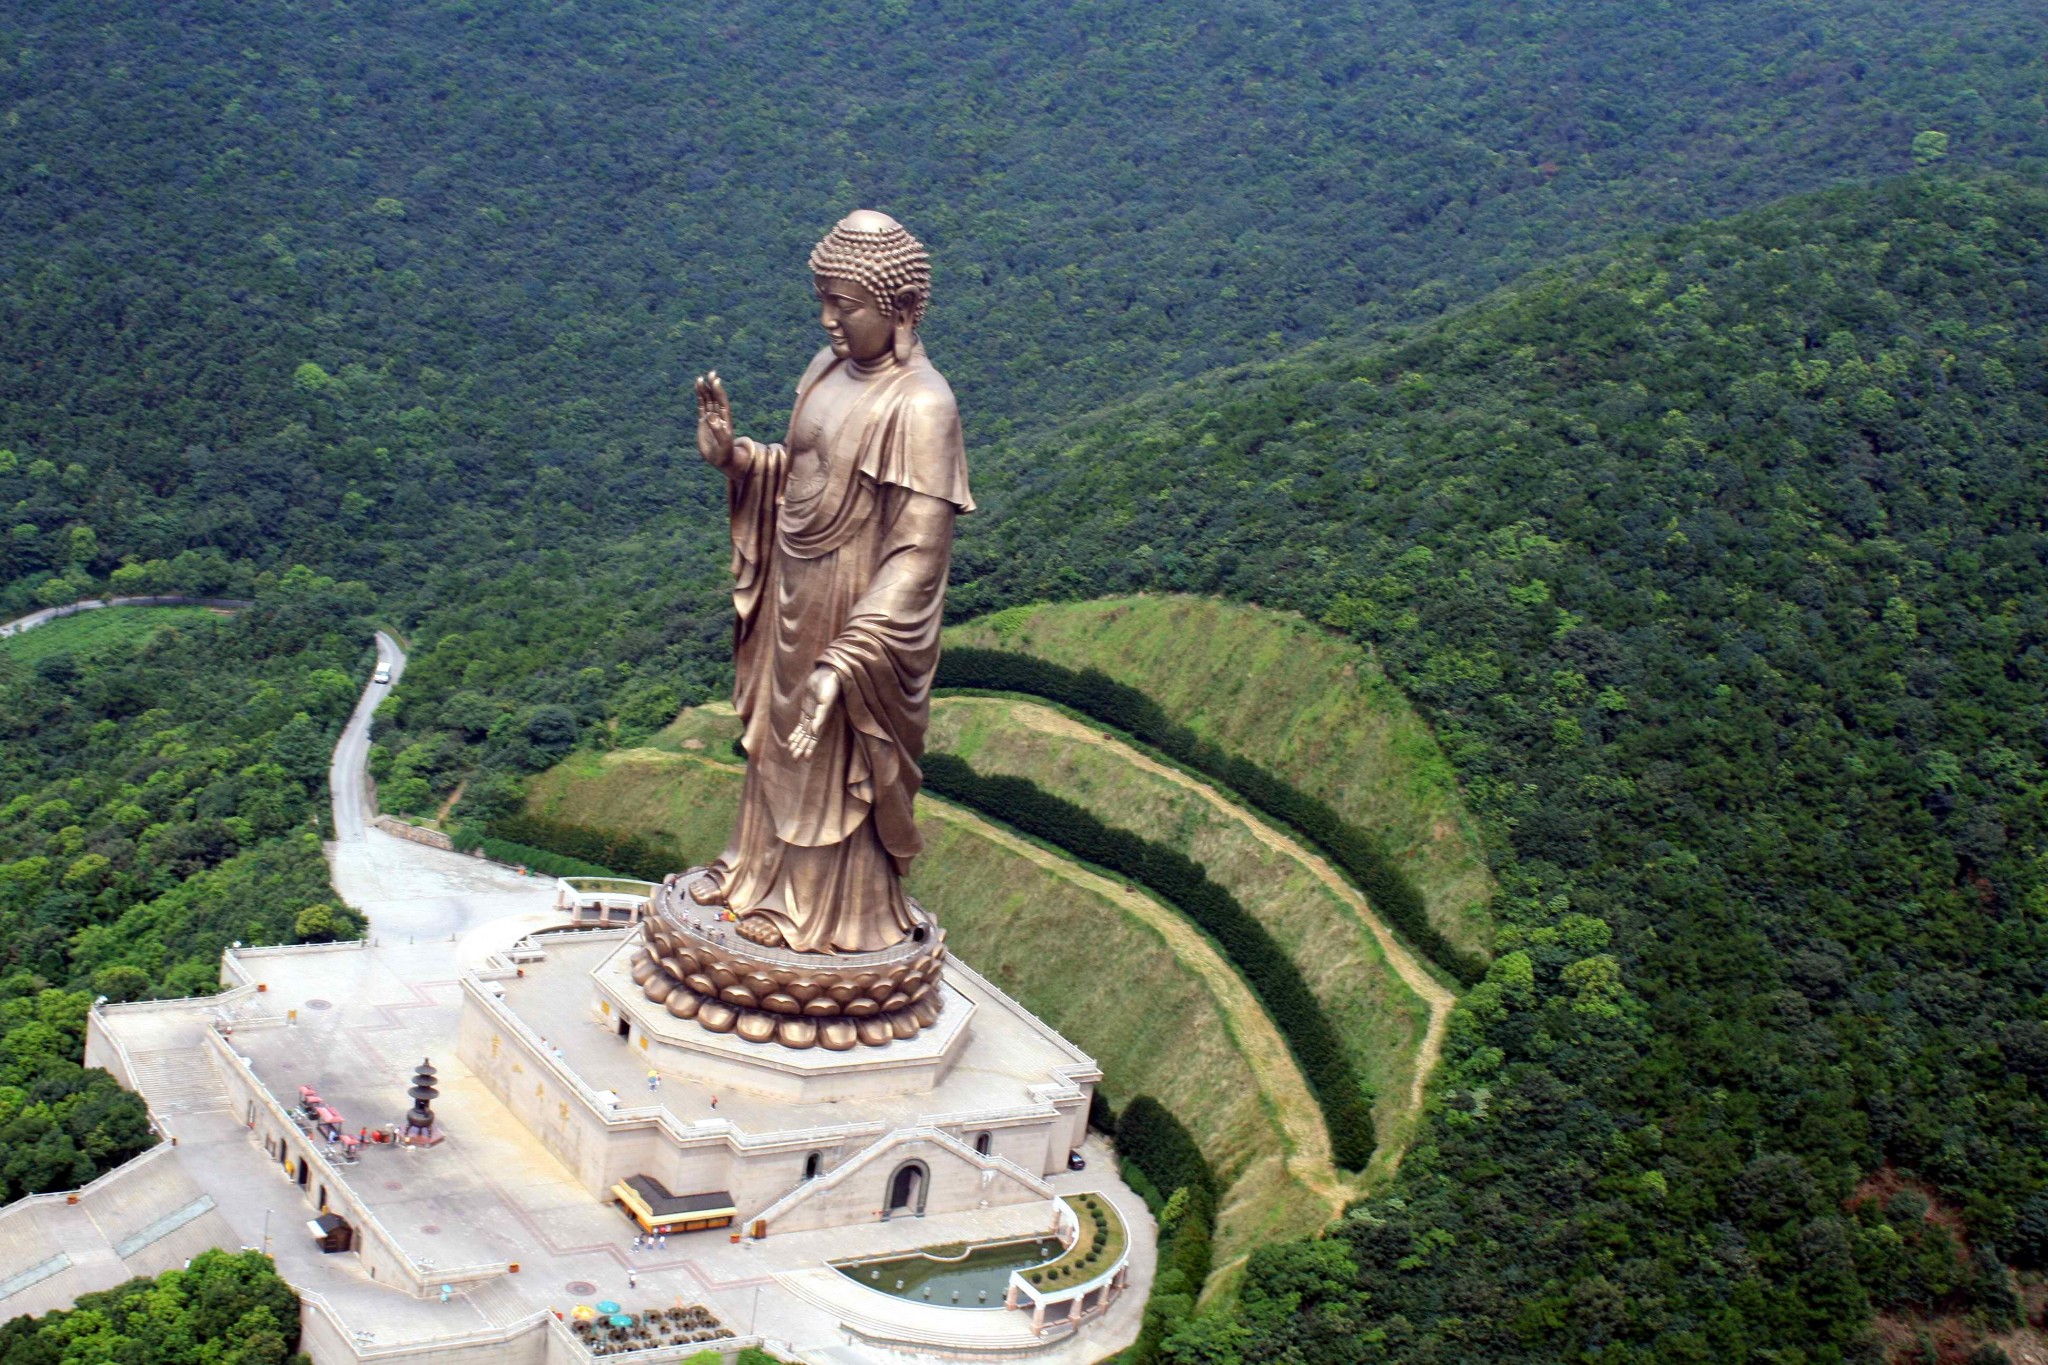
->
[695,371,735,467]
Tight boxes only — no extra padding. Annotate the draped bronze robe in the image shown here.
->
[706,343,972,952]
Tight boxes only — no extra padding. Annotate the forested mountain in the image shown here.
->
[961,174,2048,1360]
[5,0,2048,1357]
[3,0,2044,669]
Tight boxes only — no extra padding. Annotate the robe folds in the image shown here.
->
[707,343,972,953]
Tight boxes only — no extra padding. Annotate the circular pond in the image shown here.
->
[833,1237,1061,1307]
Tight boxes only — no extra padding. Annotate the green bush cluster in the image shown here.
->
[1027,1196,1120,1287]
[471,837,618,881]
[938,648,1484,984]
[1104,1096,1218,1365]
[486,813,680,882]
[0,975,154,1202]
[923,752,1375,1170]
[0,1248,307,1365]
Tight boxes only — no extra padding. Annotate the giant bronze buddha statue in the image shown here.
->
[628,211,967,1049]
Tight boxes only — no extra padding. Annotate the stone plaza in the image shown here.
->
[12,819,1153,1364]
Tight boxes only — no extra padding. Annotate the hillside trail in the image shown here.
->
[992,699,1459,1122]
[916,798,1358,1216]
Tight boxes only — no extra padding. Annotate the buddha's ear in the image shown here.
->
[891,292,918,363]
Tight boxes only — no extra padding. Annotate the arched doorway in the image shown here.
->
[974,1132,992,1156]
[883,1160,929,1219]
[804,1152,821,1180]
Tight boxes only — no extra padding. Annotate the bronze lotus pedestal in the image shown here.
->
[629,878,947,1050]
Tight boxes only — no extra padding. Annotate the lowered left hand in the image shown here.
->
[788,665,842,761]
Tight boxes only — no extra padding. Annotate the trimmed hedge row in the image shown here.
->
[474,836,619,880]
[1103,1096,1217,1365]
[923,752,1376,1170]
[937,646,1486,985]
[486,812,679,882]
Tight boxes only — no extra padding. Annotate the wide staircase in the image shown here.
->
[123,1047,228,1115]
[464,1273,544,1329]
[0,1208,73,1303]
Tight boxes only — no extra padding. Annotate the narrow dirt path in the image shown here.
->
[990,699,1459,1118]
[916,799,1357,1216]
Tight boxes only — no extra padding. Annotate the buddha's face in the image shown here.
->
[815,275,894,362]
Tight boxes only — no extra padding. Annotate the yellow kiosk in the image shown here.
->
[610,1174,736,1235]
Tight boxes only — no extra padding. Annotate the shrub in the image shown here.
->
[487,814,679,881]
[476,837,618,879]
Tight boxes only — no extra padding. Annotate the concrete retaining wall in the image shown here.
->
[373,816,454,851]
[207,1029,503,1297]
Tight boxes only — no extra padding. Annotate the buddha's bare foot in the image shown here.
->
[685,870,726,906]
[735,914,787,948]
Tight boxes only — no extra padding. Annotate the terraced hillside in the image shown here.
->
[945,595,1496,967]
[521,732,1336,1282]
[926,695,1439,1157]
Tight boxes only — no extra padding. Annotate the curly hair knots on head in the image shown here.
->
[808,210,932,327]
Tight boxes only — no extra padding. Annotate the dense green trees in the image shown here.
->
[956,175,2048,1360]
[2,0,2046,1350]
[1093,1094,1221,1365]
[0,576,372,1192]
[3,0,2046,808]
[0,1249,309,1365]
[0,973,153,1202]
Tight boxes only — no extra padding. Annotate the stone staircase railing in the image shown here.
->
[750,1123,1053,1233]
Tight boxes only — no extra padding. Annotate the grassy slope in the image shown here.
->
[0,606,221,664]
[946,595,1495,962]
[927,694,1432,1156]
[519,730,1330,1278]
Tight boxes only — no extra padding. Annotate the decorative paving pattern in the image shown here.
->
[0,1252,73,1304]
[112,1195,218,1259]
[566,1281,597,1296]
[305,999,333,1010]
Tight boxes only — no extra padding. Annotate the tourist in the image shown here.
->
[647,1069,660,1091]
[656,1233,667,1251]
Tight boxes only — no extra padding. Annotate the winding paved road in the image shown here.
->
[329,631,403,844]
[324,632,558,952]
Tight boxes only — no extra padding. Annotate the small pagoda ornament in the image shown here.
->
[401,1057,444,1146]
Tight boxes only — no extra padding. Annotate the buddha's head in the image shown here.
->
[809,210,930,364]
